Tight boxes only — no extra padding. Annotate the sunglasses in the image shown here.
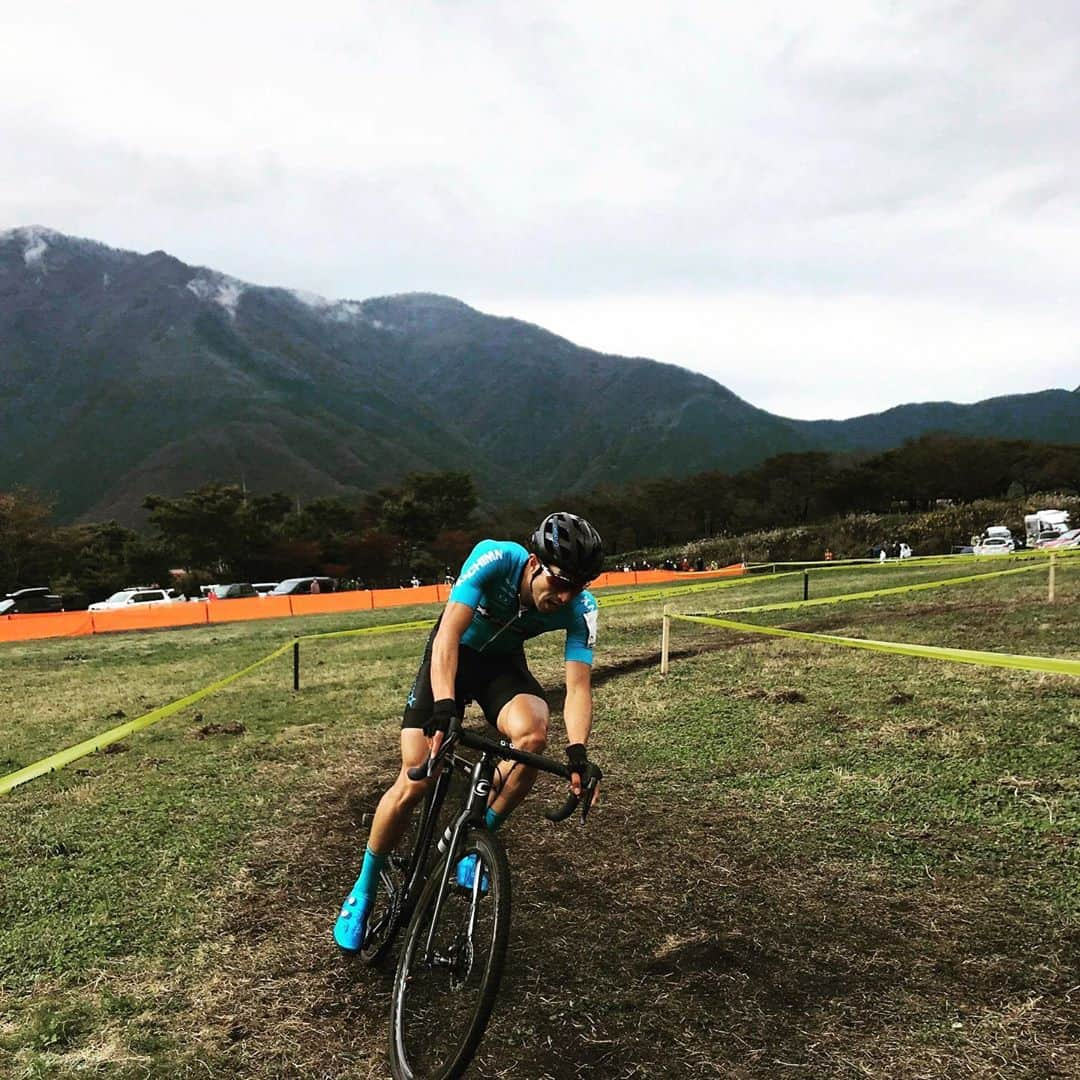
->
[540,562,586,593]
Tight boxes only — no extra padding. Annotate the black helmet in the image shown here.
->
[529,512,604,585]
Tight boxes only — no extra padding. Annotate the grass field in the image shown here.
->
[1,556,1077,1078]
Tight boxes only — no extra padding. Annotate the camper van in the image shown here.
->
[1024,509,1071,548]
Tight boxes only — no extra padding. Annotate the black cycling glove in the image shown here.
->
[565,743,590,789]
[424,698,458,738]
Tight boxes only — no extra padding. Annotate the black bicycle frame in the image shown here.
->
[402,721,601,962]
[419,753,498,962]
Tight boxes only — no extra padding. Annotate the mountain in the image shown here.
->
[1,226,1077,524]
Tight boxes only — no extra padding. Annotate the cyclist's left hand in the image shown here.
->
[566,744,601,809]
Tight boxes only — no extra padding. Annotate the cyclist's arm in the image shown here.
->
[564,660,598,802]
[430,601,474,703]
[564,659,593,747]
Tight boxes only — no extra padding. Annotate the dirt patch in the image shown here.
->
[194,721,246,739]
[189,727,1080,1079]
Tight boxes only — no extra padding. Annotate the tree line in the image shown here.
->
[1,435,1076,605]
[567,434,1079,555]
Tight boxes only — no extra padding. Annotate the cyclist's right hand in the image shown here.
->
[423,698,458,738]
[412,699,458,779]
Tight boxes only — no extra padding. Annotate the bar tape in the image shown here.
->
[0,618,439,797]
[670,612,1080,678]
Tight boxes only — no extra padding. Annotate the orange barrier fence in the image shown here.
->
[207,596,294,622]
[0,611,95,641]
[0,567,744,644]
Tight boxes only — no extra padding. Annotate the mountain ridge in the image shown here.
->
[1,226,1076,524]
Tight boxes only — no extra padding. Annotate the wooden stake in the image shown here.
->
[661,604,671,676]
[1049,554,1056,604]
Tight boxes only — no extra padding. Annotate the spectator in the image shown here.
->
[310,578,321,594]
[824,549,834,561]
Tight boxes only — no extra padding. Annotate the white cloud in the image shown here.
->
[1,1,1077,418]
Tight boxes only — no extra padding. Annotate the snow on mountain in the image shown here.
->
[186,272,246,318]
[289,289,379,326]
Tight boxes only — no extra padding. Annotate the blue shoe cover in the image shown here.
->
[334,889,371,952]
[455,853,489,894]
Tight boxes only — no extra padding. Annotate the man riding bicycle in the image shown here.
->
[334,511,604,952]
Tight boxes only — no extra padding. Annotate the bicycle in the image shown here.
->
[356,715,601,1080]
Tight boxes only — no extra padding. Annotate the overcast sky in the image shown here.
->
[3,2,1077,419]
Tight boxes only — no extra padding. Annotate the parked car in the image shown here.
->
[252,582,279,595]
[270,576,336,596]
[0,587,64,615]
[974,535,1015,555]
[88,587,182,612]
[207,582,259,600]
[1041,527,1080,550]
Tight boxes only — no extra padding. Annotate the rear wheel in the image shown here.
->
[389,829,511,1080]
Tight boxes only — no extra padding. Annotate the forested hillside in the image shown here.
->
[2,227,1077,525]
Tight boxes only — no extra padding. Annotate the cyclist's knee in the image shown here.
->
[513,717,548,754]
[499,694,548,747]
[389,769,428,810]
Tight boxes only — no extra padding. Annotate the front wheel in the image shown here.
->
[358,847,410,966]
[389,829,511,1080]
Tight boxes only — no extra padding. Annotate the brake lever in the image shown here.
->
[406,724,460,782]
[579,763,602,823]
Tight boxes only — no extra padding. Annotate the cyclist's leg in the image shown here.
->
[472,655,550,820]
[489,692,549,818]
[452,692,548,893]
[335,729,432,951]
[368,728,434,853]
[336,632,444,951]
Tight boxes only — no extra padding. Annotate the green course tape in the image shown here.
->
[299,619,436,642]
[0,617,439,797]
[599,551,1068,609]
[0,641,293,796]
[711,561,1048,616]
[599,572,771,608]
[671,613,1080,677]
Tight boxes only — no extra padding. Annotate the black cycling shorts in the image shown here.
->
[402,624,546,731]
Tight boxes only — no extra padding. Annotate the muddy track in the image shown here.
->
[199,648,1079,1080]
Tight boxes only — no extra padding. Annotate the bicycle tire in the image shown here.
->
[389,829,511,1080]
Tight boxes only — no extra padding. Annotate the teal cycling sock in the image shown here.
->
[485,807,507,832]
[355,847,387,902]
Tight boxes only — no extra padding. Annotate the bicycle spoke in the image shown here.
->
[390,831,510,1080]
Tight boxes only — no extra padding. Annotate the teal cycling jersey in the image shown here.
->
[448,540,598,665]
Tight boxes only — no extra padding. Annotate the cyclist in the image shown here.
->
[334,511,604,952]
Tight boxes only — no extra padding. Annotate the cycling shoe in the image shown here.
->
[455,853,490,894]
[333,890,371,952]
